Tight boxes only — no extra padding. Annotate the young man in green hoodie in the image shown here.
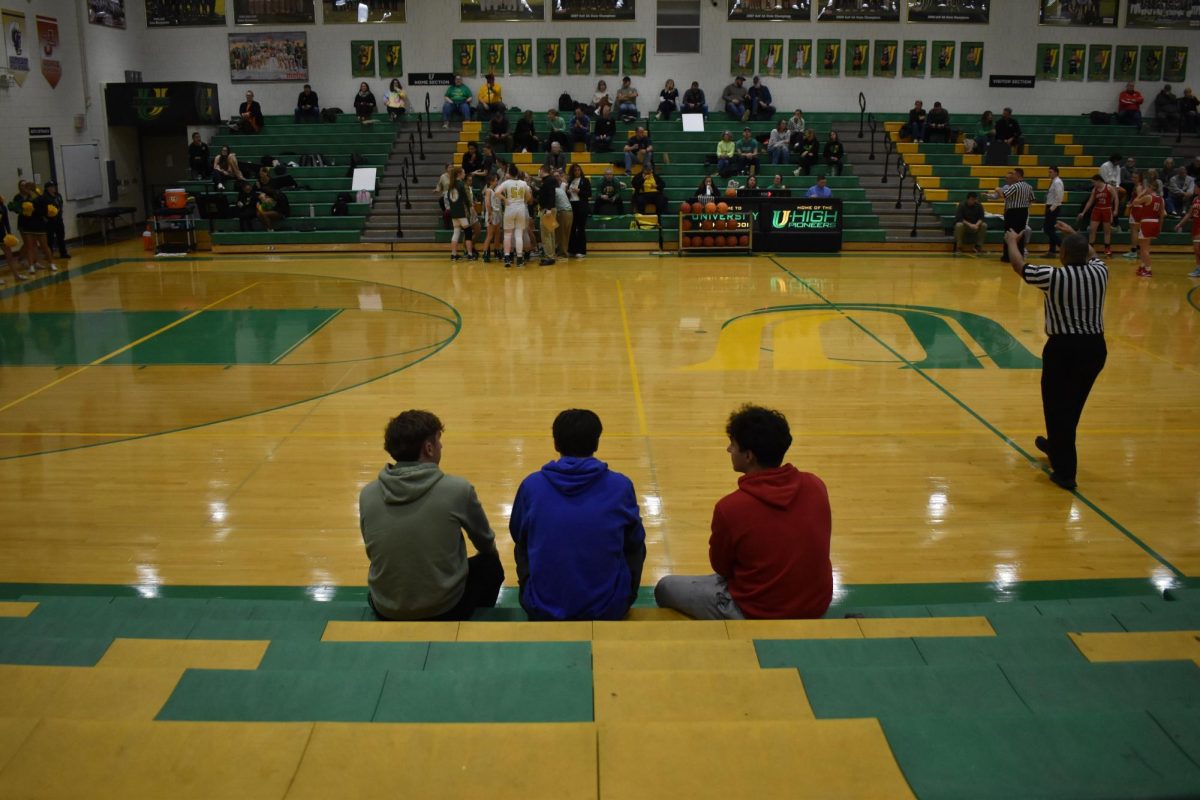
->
[359,410,504,620]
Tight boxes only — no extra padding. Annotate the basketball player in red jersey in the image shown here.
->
[1173,192,1200,278]
[1129,182,1164,278]
[1076,174,1118,257]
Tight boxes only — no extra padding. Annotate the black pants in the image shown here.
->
[1040,334,1106,483]
[568,200,588,255]
[46,217,68,257]
[369,551,505,622]
[1000,208,1029,262]
[1043,206,1061,254]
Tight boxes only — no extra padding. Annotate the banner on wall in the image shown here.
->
[621,38,645,76]
[817,0,898,22]
[452,39,477,76]
[596,38,619,75]
[1086,44,1110,81]
[1062,44,1085,81]
[731,39,754,74]
[1126,0,1200,29]
[567,38,589,75]
[873,39,897,77]
[1114,44,1137,81]
[352,40,375,77]
[2,9,28,86]
[728,0,809,20]
[233,0,312,25]
[229,32,308,82]
[461,0,543,21]
[1036,43,1060,81]
[87,0,126,28]
[845,39,868,77]
[817,39,840,77]
[931,41,955,77]
[36,15,60,89]
[322,0,404,24]
[959,41,983,79]
[481,38,504,75]
[906,0,987,23]
[538,38,561,75]
[509,39,533,76]
[788,39,812,77]
[1138,45,1163,81]
[380,41,403,77]
[552,0,633,20]
[759,39,784,78]
[902,40,926,77]
[1164,46,1188,82]
[148,0,225,26]
[1038,0,1116,27]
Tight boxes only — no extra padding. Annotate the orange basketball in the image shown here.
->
[704,202,717,214]
[681,218,692,231]
[725,188,737,197]
[700,219,712,230]
[738,235,749,246]
[717,202,729,214]
[679,201,691,215]
[702,235,714,247]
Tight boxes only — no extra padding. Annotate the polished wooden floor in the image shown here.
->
[1,242,1197,594]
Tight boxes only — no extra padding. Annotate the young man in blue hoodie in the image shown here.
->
[359,410,504,621]
[509,409,646,621]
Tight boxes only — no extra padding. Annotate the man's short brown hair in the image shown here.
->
[384,410,443,462]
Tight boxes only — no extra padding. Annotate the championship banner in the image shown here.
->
[1113,45,1137,82]
[621,38,645,76]
[1139,45,1163,82]
[232,0,313,25]
[537,38,560,75]
[553,0,633,20]
[481,38,504,75]
[1062,44,1085,81]
[380,41,403,78]
[787,39,812,77]
[758,39,784,78]
[352,40,375,77]
[229,32,308,82]
[2,9,29,87]
[1086,44,1110,82]
[906,0,987,23]
[817,39,840,77]
[1037,0,1115,26]
[845,39,868,78]
[596,38,619,76]
[1036,43,1060,81]
[452,39,477,77]
[461,0,543,21]
[959,41,983,79]
[816,0,898,21]
[930,40,955,78]
[148,0,225,26]
[902,40,926,78]
[1164,47,1188,83]
[509,39,533,76]
[1126,0,1199,29]
[873,39,897,77]
[36,15,60,89]
[728,0,809,20]
[567,38,589,75]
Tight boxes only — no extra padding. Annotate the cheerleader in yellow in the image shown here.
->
[0,194,30,284]
[7,181,55,273]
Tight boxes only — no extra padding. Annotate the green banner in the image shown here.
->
[538,38,561,75]
[1139,45,1164,82]
[380,40,403,78]
[931,41,955,78]
[622,39,646,76]
[873,40,897,78]
[352,40,375,78]
[596,38,620,75]
[1086,44,1110,82]
[567,38,590,75]
[902,41,926,78]
[731,39,754,74]
[509,39,533,76]
[1062,44,1085,81]
[452,39,477,76]
[959,42,983,79]
[481,39,504,75]
[1113,45,1137,82]
[1164,47,1188,83]
[846,39,869,78]
[1036,44,1060,81]
[817,39,840,77]
[759,39,784,78]
[788,39,812,78]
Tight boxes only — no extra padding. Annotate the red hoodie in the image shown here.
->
[709,464,832,619]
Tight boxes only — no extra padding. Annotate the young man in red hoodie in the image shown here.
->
[655,404,832,620]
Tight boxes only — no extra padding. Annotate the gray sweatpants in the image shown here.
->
[654,574,745,620]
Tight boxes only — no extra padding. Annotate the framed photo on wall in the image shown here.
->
[552,0,634,20]
[817,39,840,77]
[88,0,126,27]
[1036,43,1060,80]
[959,41,983,78]
[873,39,897,77]
[460,0,543,21]
[147,0,225,27]
[229,32,308,82]
[787,39,813,77]
[1138,45,1164,81]
[731,39,755,74]
[380,41,403,77]
[845,39,869,77]
[901,40,926,77]
[596,38,619,75]
[352,40,375,77]
[233,0,313,25]
[622,39,646,76]
[452,39,477,76]
[930,41,955,77]
[1037,0,1116,27]
[1113,45,1137,81]
[1062,44,1085,81]
[759,39,784,78]
[1126,0,1199,28]
[906,0,987,23]
[538,38,561,75]
[567,38,590,75]
[1086,44,1110,81]
[817,0,898,21]
[481,39,505,75]
[509,39,533,76]
[1164,46,1188,82]
[322,0,404,24]
[728,0,809,20]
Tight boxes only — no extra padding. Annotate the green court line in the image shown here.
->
[0,258,124,300]
[270,309,343,365]
[767,255,1187,581]
[1188,285,1200,314]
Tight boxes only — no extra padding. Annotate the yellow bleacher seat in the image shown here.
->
[96,638,268,670]
[593,669,815,723]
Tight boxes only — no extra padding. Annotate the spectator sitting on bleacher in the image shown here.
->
[188,132,210,179]
[654,404,832,621]
[591,80,611,115]
[1154,85,1179,132]
[736,127,761,176]
[295,84,320,123]
[239,91,263,134]
[632,162,667,215]
[353,82,377,125]
[805,175,832,199]
[953,192,986,254]
[657,79,679,121]
[694,175,720,203]
[926,101,951,143]
[545,141,567,171]
[441,76,473,129]
[767,120,790,165]
[966,110,994,154]
[791,128,820,176]
[1117,82,1145,132]
[624,127,653,173]
[594,166,625,215]
[902,100,927,142]
[1166,167,1195,217]
[545,108,570,151]
[570,106,592,149]
[592,104,615,152]
[748,76,775,121]
[1190,156,1200,182]
[509,409,645,622]
[359,410,504,622]
[385,79,407,123]
[478,73,505,117]
[682,81,707,117]
[211,146,243,190]
[514,110,540,153]
[995,108,1025,155]
[770,174,787,191]
[1179,88,1198,132]
[256,185,289,231]
[824,131,844,176]
[787,108,806,136]
[269,164,299,192]
[722,75,749,122]
[488,111,513,153]
[616,76,639,122]
[745,175,759,190]
[716,131,737,177]
[234,182,257,231]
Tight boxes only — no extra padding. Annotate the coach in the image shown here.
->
[1006,222,1107,491]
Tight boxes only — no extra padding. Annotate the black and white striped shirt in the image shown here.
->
[1000,181,1035,210]
[1021,258,1108,335]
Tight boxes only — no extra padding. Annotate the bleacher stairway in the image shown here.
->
[839,128,950,245]
[361,123,462,245]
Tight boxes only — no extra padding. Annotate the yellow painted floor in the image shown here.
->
[0,241,1197,591]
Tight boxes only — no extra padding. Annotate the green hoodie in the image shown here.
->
[359,461,497,620]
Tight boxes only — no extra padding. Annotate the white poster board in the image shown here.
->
[681,113,706,133]
[61,143,103,200]
[351,167,377,193]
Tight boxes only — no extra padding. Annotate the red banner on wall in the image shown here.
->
[36,15,60,89]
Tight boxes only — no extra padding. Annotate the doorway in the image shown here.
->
[29,138,57,187]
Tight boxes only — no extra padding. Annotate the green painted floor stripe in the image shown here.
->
[767,256,1187,581]
[1189,285,1200,314]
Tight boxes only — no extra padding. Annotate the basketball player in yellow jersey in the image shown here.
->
[496,163,532,268]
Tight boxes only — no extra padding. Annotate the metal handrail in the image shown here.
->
[910,180,925,237]
[395,181,404,238]
[895,161,909,209]
[882,133,894,184]
[407,140,420,184]
[857,93,867,139]
[867,113,877,161]
[424,93,433,139]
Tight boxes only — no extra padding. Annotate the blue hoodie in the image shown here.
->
[510,456,646,621]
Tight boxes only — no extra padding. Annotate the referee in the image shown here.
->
[1006,222,1107,491]
[990,168,1034,263]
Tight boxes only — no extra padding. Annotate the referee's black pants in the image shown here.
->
[1040,334,1106,483]
[1000,208,1029,262]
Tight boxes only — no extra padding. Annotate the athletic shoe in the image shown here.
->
[1103,248,1112,257]
[467,252,478,261]
[47,264,57,272]
[517,256,526,268]
[503,255,512,268]
[575,253,585,259]
[1034,436,1049,455]
[793,167,802,176]
[482,252,491,263]
[1136,266,1153,278]
[1121,250,1138,259]
[441,122,449,130]
[450,254,460,262]
[1049,472,1077,491]
[1189,267,1200,278]
[539,257,556,266]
